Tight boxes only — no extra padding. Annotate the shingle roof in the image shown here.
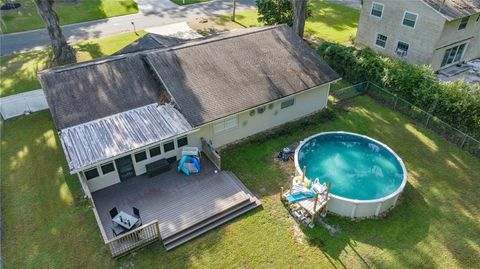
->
[423,0,480,20]
[39,55,168,130]
[60,103,192,171]
[144,25,340,127]
[113,33,184,55]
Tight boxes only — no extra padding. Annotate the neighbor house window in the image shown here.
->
[375,34,388,48]
[371,2,384,18]
[458,16,469,29]
[134,151,147,162]
[441,43,466,67]
[101,162,115,174]
[84,167,99,180]
[213,116,238,134]
[177,136,188,147]
[281,98,295,109]
[395,41,409,57]
[402,11,417,28]
[163,141,175,152]
[149,146,161,157]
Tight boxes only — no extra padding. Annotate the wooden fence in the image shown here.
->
[106,220,161,258]
[201,137,221,170]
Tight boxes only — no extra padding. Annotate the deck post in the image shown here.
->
[301,166,306,182]
[280,187,284,200]
[156,220,161,239]
[312,192,319,223]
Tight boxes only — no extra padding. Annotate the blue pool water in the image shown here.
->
[297,133,405,200]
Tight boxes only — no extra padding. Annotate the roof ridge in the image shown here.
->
[39,25,287,75]
[145,24,289,53]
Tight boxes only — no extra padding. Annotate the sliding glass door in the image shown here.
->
[441,43,466,67]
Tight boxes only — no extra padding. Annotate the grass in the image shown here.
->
[0,31,146,97]
[0,0,138,34]
[170,0,210,5]
[221,0,359,43]
[2,95,479,268]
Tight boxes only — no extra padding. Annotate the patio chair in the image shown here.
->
[109,207,119,219]
[133,207,142,226]
[112,225,126,237]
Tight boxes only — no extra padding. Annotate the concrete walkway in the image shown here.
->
[0,0,255,56]
[328,0,361,9]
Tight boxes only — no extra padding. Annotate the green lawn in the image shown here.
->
[0,0,138,34]
[228,0,359,43]
[2,95,479,268]
[170,0,210,5]
[0,31,145,97]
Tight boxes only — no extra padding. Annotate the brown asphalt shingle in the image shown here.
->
[145,25,340,127]
[423,0,480,20]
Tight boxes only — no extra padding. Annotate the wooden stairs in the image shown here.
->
[162,171,261,250]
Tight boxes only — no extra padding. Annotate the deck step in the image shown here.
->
[162,171,261,250]
[164,201,259,250]
[162,198,252,245]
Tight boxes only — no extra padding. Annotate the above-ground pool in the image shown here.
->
[294,132,407,218]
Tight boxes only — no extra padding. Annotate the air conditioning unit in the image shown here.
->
[395,50,407,57]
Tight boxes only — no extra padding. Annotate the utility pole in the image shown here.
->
[232,0,236,21]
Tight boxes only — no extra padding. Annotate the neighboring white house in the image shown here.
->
[356,0,480,71]
[39,25,340,193]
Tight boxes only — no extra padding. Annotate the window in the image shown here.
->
[395,41,409,57]
[458,16,469,30]
[84,167,99,180]
[149,146,161,157]
[371,2,384,18]
[375,34,388,48]
[101,162,115,174]
[441,43,466,67]
[134,151,147,162]
[163,141,175,152]
[177,136,188,147]
[213,116,238,134]
[281,98,295,109]
[402,12,417,28]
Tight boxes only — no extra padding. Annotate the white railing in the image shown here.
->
[106,220,161,258]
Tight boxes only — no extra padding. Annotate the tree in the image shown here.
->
[34,0,76,66]
[256,0,294,26]
[256,0,311,28]
[292,0,307,37]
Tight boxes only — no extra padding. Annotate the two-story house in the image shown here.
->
[356,0,480,71]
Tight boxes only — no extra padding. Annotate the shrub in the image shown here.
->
[317,42,480,138]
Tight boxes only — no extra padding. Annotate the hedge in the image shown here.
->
[317,42,480,139]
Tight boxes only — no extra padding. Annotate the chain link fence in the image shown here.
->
[331,81,480,158]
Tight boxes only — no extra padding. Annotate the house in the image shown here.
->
[356,0,480,71]
[38,25,340,256]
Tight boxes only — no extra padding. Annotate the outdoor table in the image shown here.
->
[112,211,139,230]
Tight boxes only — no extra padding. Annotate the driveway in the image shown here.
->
[0,0,255,56]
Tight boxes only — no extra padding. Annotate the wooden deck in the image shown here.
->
[91,158,260,248]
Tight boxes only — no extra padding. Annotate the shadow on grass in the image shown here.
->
[301,182,433,268]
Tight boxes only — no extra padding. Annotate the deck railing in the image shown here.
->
[106,220,161,258]
[201,137,221,170]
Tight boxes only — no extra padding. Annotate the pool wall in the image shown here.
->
[294,131,407,218]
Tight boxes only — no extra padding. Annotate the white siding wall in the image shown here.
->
[431,15,480,70]
[356,0,445,66]
[190,84,331,148]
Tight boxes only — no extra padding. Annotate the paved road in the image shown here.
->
[0,0,255,56]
